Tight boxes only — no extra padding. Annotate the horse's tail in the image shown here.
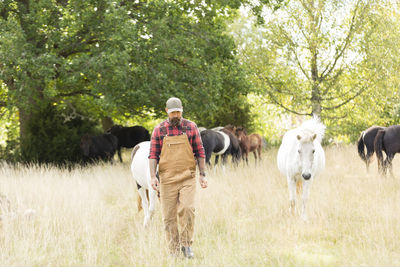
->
[131,143,141,161]
[137,189,149,212]
[357,132,366,162]
[137,194,142,211]
[296,179,303,195]
[374,129,385,173]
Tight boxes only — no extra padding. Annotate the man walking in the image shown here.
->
[149,97,207,258]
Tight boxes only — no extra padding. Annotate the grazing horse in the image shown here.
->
[107,125,150,162]
[235,127,262,165]
[200,129,231,166]
[277,117,325,221]
[130,141,158,226]
[357,126,385,171]
[198,127,207,132]
[223,124,236,133]
[211,126,224,131]
[374,125,400,176]
[220,128,242,165]
[80,133,118,163]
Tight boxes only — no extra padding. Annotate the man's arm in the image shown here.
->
[190,122,207,188]
[197,157,206,176]
[149,126,161,191]
[197,157,208,188]
[149,159,159,191]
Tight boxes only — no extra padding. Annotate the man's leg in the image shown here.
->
[178,178,196,248]
[160,183,180,254]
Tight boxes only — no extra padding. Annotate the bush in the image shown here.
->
[20,103,99,165]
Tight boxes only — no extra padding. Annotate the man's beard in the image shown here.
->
[170,117,181,127]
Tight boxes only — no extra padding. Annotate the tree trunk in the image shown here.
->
[17,85,44,156]
[101,116,114,131]
[310,49,321,117]
[18,107,30,146]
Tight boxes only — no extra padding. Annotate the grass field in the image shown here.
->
[1,145,400,266]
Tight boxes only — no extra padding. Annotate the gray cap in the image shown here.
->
[166,97,183,113]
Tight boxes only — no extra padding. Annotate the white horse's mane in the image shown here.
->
[297,116,326,143]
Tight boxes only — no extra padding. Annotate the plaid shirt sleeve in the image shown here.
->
[189,122,205,158]
[149,126,162,160]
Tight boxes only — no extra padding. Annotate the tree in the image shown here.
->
[0,0,280,162]
[233,0,373,119]
[349,2,400,131]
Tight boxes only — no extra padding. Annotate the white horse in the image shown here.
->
[277,117,326,221]
[130,141,158,227]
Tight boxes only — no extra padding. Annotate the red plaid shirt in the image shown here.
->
[149,118,205,161]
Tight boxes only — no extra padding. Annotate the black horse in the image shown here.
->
[374,125,400,176]
[200,129,241,166]
[107,125,150,162]
[80,133,118,163]
[357,126,385,171]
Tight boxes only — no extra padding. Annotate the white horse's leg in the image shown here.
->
[301,180,311,221]
[221,164,226,174]
[148,187,158,222]
[221,154,228,174]
[138,187,150,227]
[287,176,296,215]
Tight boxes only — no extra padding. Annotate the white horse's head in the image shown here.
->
[296,132,317,180]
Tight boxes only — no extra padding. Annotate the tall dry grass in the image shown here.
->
[1,145,400,266]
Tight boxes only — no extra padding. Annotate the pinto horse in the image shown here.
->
[277,117,325,221]
[200,129,231,166]
[374,125,400,176]
[357,126,386,171]
[130,141,158,227]
[220,128,241,165]
[235,127,262,165]
[219,125,240,158]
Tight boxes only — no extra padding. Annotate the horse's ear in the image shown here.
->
[312,134,317,141]
[297,135,302,140]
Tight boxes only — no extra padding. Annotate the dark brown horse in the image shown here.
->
[235,127,262,165]
[106,125,150,162]
[223,124,236,133]
[357,126,386,171]
[374,125,400,176]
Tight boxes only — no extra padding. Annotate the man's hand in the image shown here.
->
[151,177,159,191]
[199,175,208,188]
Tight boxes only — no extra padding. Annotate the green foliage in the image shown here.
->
[0,107,21,162]
[229,1,400,142]
[0,0,349,152]
[0,0,270,162]
[20,103,98,165]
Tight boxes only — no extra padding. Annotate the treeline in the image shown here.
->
[1,0,400,164]
[0,0,283,164]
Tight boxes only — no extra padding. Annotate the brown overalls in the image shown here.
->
[158,131,197,253]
